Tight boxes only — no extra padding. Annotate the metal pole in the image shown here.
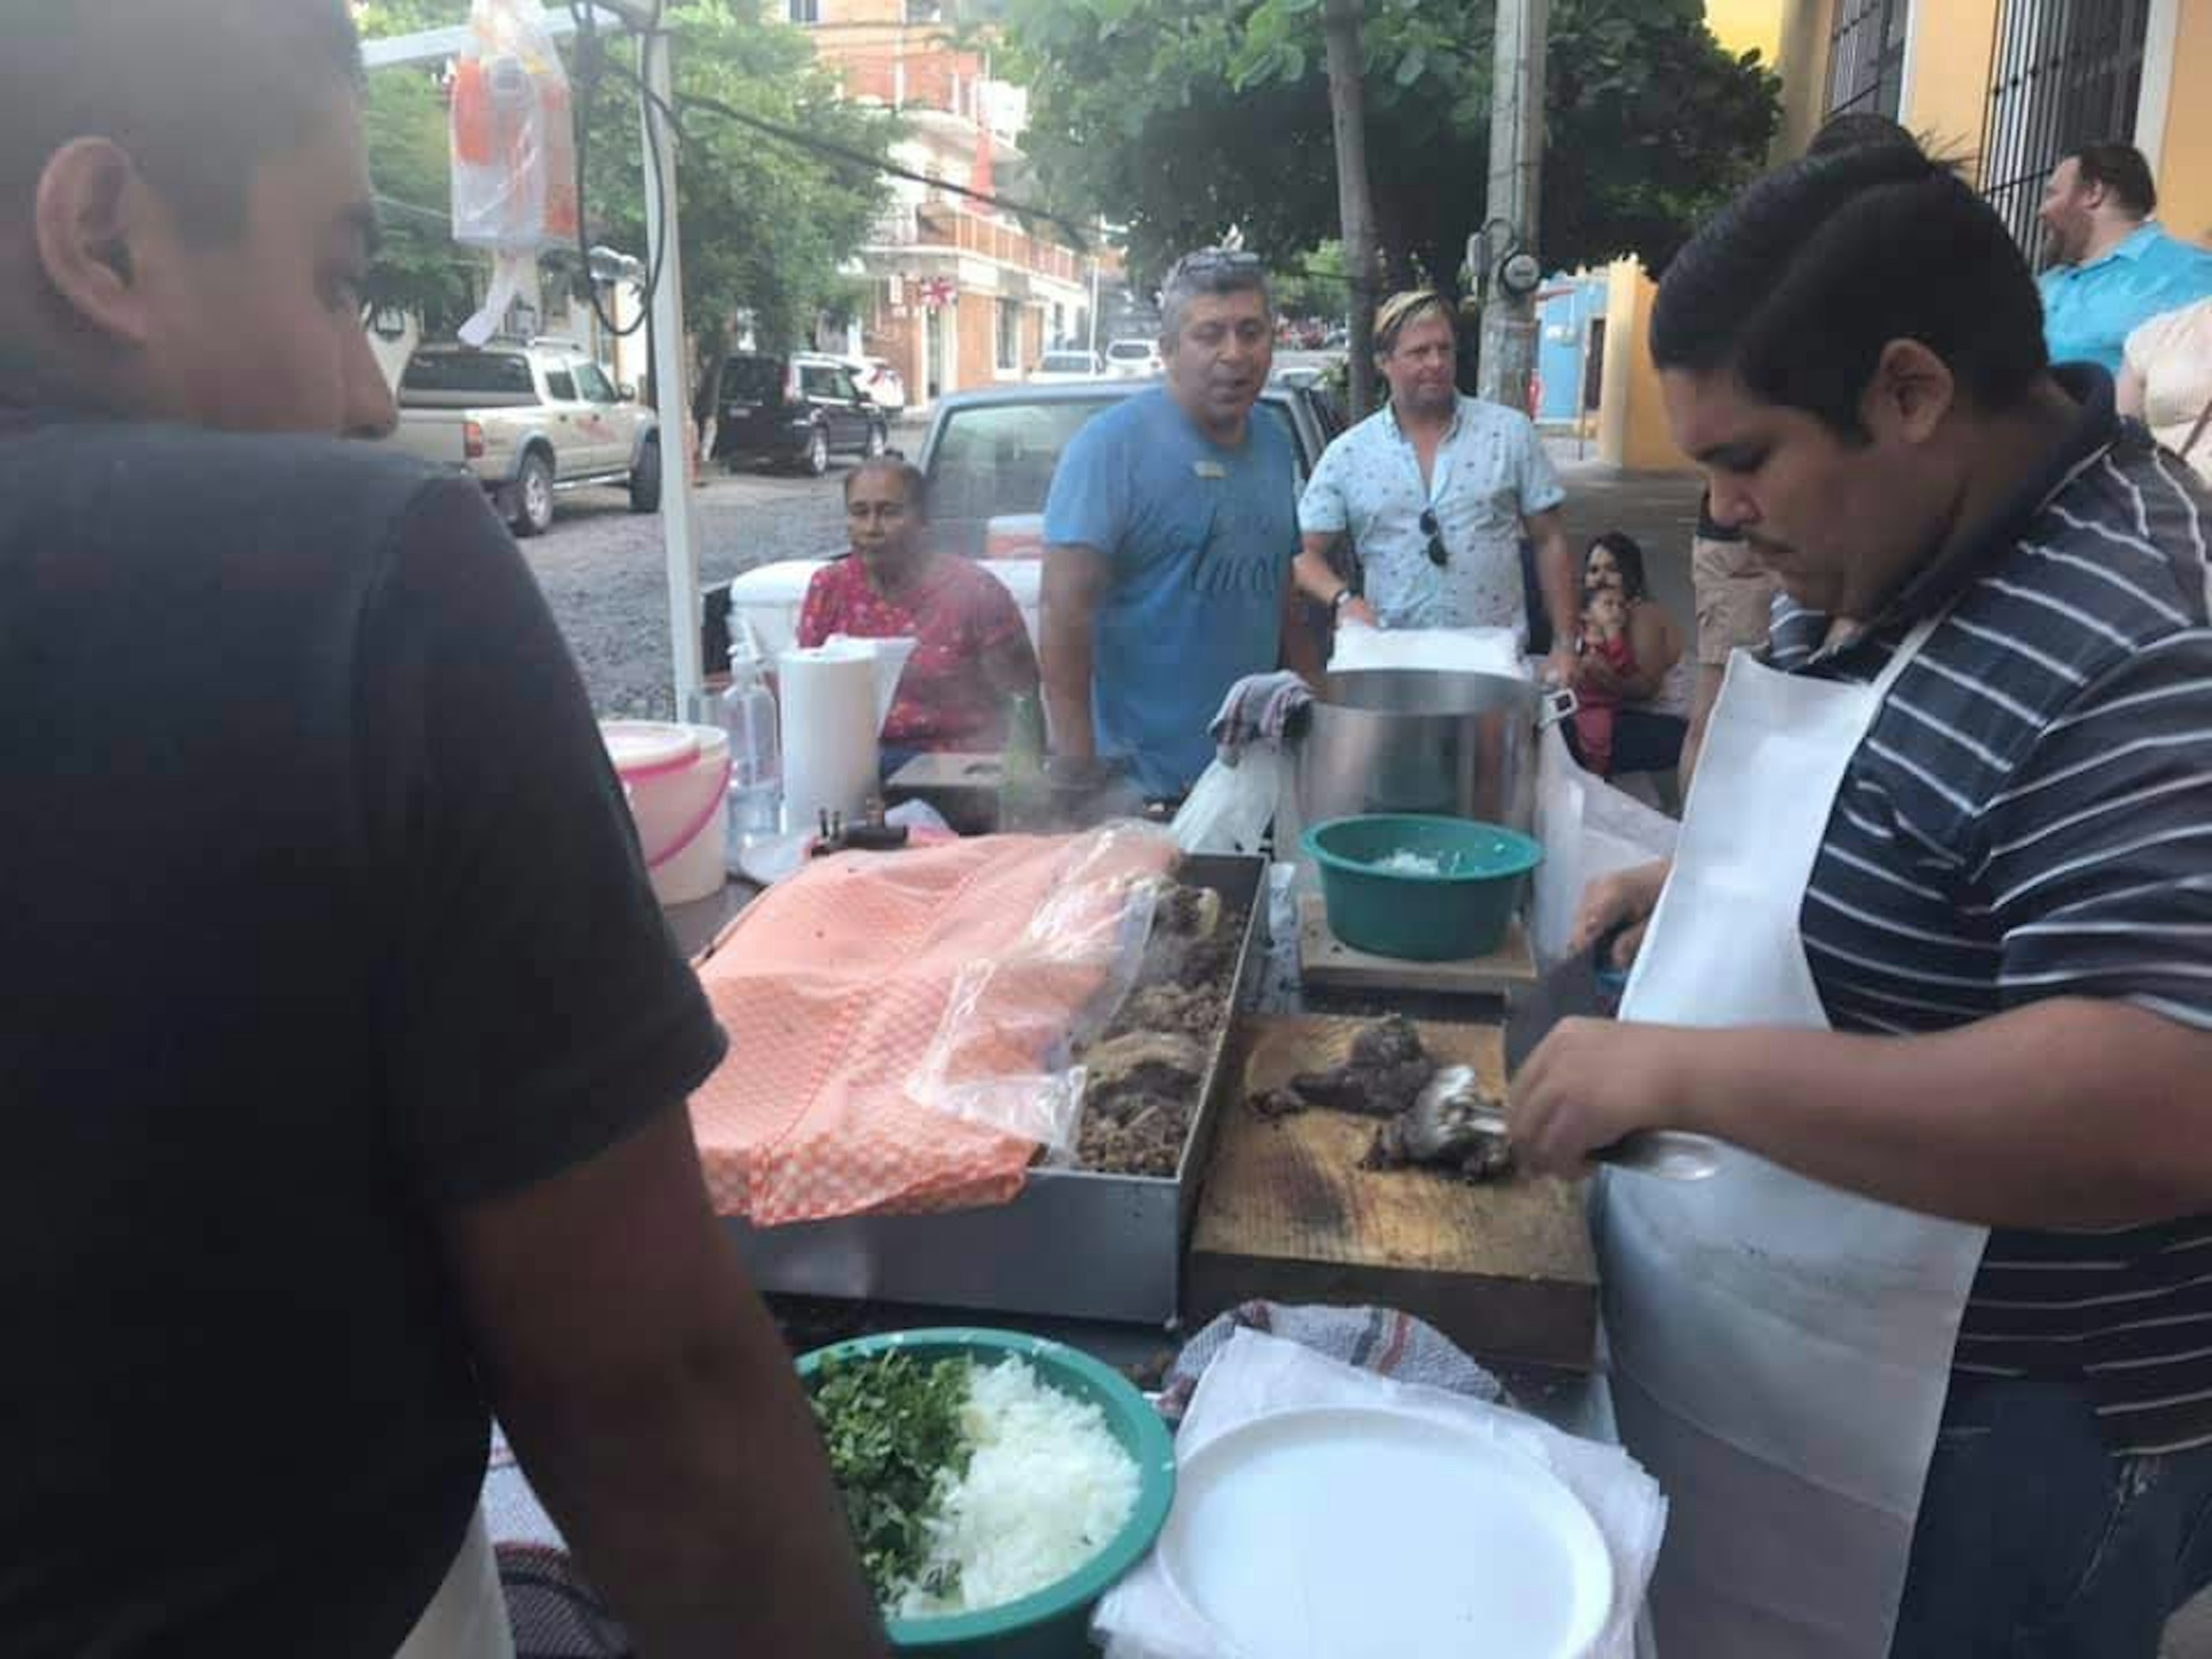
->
[1475,0,1548,413]
[1088,243,1102,358]
[641,18,705,717]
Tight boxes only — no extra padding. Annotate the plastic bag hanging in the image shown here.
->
[449,0,580,346]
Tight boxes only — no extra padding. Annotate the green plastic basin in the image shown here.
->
[797,1327,1177,1657]
[1302,813,1544,960]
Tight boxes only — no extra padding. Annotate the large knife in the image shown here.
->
[1497,935,1723,1180]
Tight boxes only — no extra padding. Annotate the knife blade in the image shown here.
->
[1502,932,1723,1181]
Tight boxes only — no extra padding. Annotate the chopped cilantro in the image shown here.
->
[810,1351,975,1607]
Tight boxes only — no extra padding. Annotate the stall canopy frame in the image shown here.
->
[365,2,706,717]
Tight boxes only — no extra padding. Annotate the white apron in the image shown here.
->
[392,1508,514,1659]
[1600,619,1989,1657]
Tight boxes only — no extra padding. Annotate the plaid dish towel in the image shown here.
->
[1155,1299,1506,1423]
[1208,671,1313,763]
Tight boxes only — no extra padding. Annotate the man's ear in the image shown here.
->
[32,138,156,347]
[1863,338,1956,446]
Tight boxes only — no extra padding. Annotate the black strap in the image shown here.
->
[2182,388,2212,462]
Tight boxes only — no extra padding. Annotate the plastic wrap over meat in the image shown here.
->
[688,825,1178,1224]
[908,823,1177,1154]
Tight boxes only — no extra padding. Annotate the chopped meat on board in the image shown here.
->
[1253,1020,1516,1183]
[1285,1013,1433,1118]
[1361,1064,1514,1181]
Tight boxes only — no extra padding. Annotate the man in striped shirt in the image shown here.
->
[1516,143,2212,1657]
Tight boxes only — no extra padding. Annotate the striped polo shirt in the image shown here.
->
[1767,367,2212,1455]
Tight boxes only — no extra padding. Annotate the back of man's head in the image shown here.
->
[1,2,363,247]
[2067,140,2157,219]
[1804,112,1922,162]
[1651,143,2047,438]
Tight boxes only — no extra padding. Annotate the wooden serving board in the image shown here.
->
[1187,1013,1597,1371]
[1298,895,1539,999]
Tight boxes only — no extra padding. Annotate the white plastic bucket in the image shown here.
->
[601,720,731,907]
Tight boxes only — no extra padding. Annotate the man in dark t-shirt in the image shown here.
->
[0,5,882,1654]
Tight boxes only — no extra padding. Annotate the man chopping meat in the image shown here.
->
[1513,144,2212,1657]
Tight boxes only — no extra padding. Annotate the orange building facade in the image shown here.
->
[792,0,1094,410]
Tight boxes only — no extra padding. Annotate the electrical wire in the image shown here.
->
[567,0,666,339]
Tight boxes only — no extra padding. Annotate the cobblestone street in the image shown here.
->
[518,462,854,721]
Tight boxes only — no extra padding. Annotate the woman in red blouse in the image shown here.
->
[797,459,1040,764]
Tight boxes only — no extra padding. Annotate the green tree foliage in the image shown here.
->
[354,1,893,406]
[1002,0,1778,297]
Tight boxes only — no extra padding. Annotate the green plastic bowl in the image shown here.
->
[1302,813,1544,960]
[797,1327,1177,1657]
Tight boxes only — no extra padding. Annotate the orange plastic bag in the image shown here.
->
[688,827,1177,1225]
[449,0,578,251]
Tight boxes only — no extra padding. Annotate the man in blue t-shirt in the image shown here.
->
[2036,140,2212,374]
[1041,248,1315,799]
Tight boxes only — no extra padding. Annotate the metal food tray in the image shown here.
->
[721,853,1268,1324]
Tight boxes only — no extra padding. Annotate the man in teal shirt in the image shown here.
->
[2036,141,2212,374]
[1041,249,1315,799]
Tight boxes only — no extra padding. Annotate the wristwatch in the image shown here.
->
[1330,586,1356,615]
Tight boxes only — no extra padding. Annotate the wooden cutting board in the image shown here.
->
[1298,895,1540,999]
[1187,1013,1598,1370]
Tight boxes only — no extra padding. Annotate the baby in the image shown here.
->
[1572,585,1636,776]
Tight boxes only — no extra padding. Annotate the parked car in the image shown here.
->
[1029,349,1106,383]
[1102,338,1164,378]
[385,339,659,537]
[715,379,1346,661]
[842,354,908,414]
[713,351,891,476]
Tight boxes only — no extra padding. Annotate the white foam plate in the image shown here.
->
[1156,1405,1613,1659]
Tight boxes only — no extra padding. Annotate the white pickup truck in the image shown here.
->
[387,339,660,536]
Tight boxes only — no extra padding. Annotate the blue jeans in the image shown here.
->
[1892,1376,2212,1657]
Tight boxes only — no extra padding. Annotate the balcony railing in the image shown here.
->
[863,201,1080,285]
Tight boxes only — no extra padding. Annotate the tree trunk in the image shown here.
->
[1322,0,1382,421]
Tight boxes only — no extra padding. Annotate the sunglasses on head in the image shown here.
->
[1420,508,1448,567]
[1172,248,1266,280]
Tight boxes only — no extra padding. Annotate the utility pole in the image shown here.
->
[1321,0,1382,421]
[1473,0,1547,414]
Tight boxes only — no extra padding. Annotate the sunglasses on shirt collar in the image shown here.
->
[1420,508,1449,567]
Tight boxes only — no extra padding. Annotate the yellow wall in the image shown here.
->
[1596,261,1687,472]
[1706,0,1784,65]
[1900,0,2001,165]
[2160,2,2212,244]
[1597,0,2212,476]
[1773,0,1834,161]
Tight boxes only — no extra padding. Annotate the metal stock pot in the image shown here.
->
[1294,669,1568,834]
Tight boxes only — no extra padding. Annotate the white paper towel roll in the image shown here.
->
[778,643,880,834]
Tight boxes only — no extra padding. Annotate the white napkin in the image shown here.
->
[1327,623,1528,679]
[1094,1329,1666,1659]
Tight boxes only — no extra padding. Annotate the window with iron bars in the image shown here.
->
[1980,0,2151,262]
[1825,0,1908,120]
